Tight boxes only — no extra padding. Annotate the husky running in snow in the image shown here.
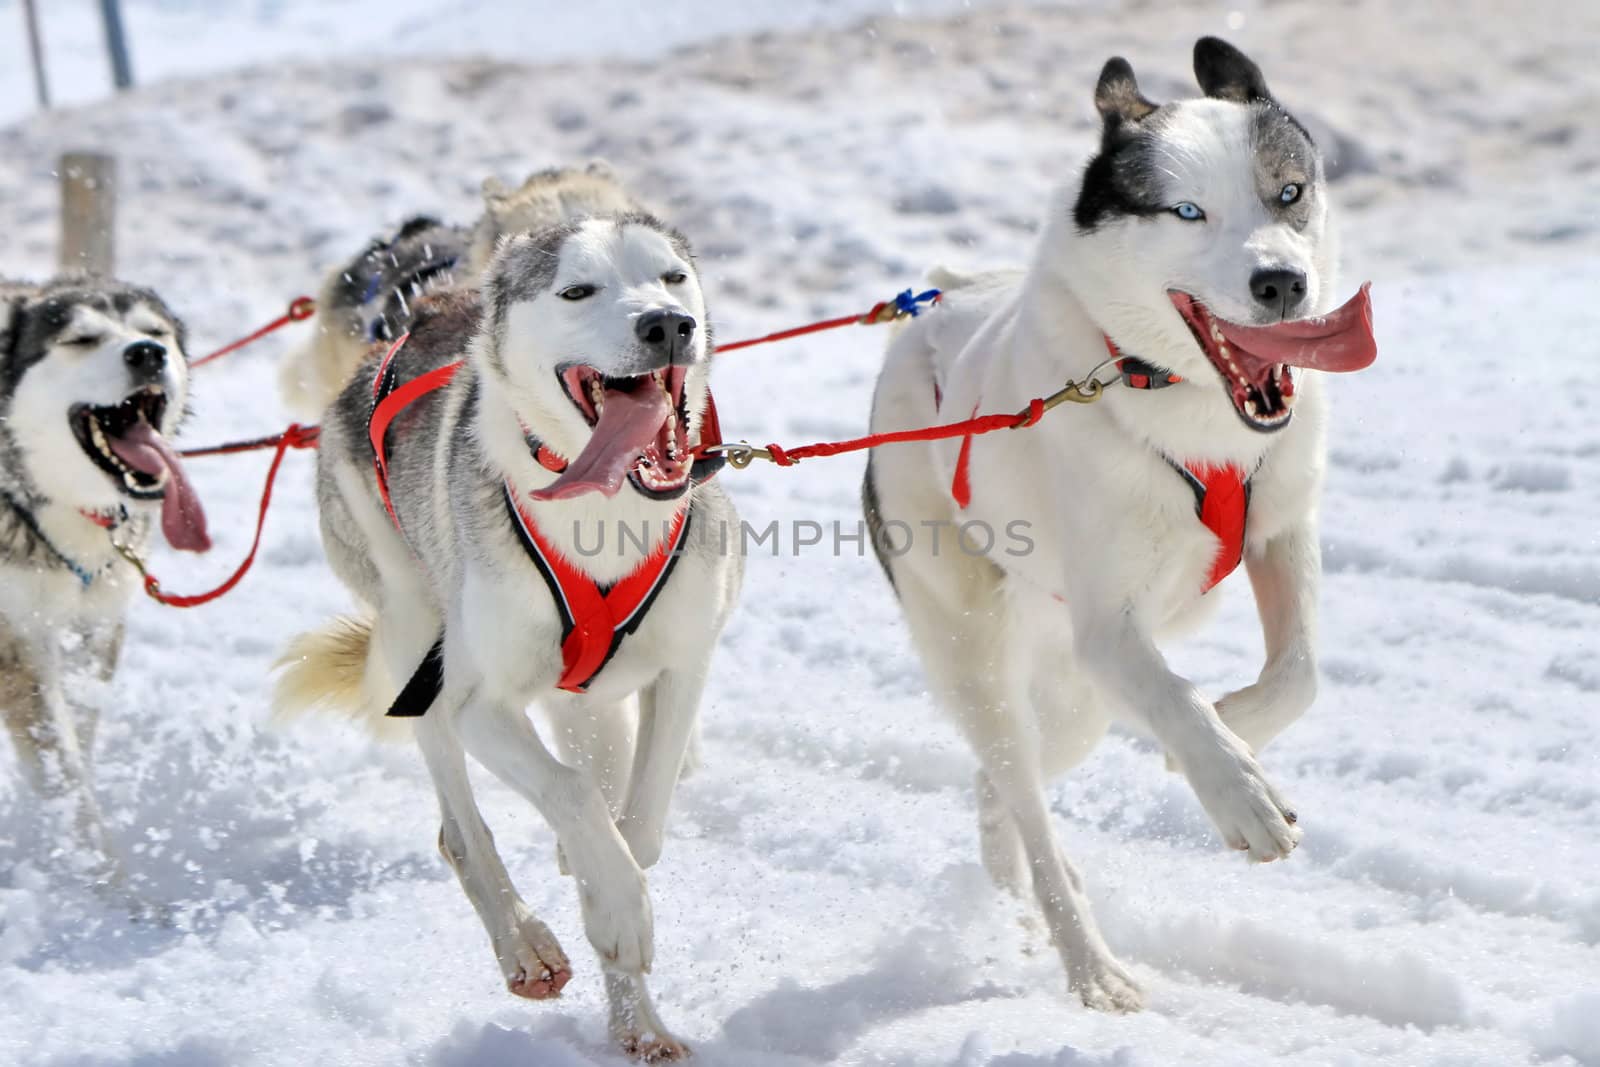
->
[275,211,738,1060]
[863,38,1377,1010]
[278,161,643,420]
[0,276,210,886]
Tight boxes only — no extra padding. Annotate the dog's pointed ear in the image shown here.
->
[1194,37,1273,104]
[0,285,30,366]
[1094,57,1159,129]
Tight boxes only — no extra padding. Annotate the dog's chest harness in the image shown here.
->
[367,335,707,708]
[503,484,692,693]
[942,347,1249,595]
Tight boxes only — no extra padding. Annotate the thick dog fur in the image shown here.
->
[0,276,194,888]
[465,161,644,278]
[278,161,641,420]
[275,214,740,1059]
[864,38,1334,1011]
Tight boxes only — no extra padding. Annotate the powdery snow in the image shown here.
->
[0,2,1597,1065]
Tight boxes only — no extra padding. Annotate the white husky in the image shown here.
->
[863,38,1377,1010]
[276,212,739,1060]
[0,277,209,890]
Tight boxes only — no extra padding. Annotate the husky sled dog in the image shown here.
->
[0,276,210,883]
[863,38,1377,1010]
[277,215,469,420]
[278,161,642,420]
[275,211,738,1060]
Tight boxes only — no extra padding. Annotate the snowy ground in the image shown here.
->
[1,2,1598,1065]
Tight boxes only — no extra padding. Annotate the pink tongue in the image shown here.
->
[1216,282,1377,377]
[529,385,670,501]
[106,421,212,552]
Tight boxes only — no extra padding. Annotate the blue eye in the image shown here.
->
[1279,183,1302,205]
[1172,202,1205,221]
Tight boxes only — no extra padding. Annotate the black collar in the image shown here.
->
[1117,357,1184,390]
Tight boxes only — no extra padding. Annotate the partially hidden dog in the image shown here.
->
[863,38,1377,1010]
[0,276,210,887]
[274,209,739,1059]
[278,161,642,421]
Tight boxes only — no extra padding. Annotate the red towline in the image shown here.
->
[150,290,984,607]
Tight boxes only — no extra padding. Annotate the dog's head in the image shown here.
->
[1064,38,1375,433]
[479,213,710,502]
[0,277,209,550]
[325,215,469,346]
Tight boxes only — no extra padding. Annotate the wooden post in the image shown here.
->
[21,0,50,108]
[98,0,135,91]
[59,153,116,276]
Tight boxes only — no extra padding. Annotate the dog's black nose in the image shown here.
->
[635,309,697,364]
[1250,268,1308,318]
[123,340,167,374]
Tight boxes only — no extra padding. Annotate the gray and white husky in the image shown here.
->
[278,161,642,420]
[0,276,209,884]
[863,38,1376,1010]
[275,213,739,1060]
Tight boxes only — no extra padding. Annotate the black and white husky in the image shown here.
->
[0,276,209,884]
[863,39,1377,1010]
[275,212,739,1060]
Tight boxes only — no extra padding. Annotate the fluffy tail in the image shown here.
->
[273,615,410,741]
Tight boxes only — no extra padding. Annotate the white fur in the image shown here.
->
[868,95,1335,1011]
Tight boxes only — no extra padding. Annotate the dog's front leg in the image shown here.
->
[1216,520,1320,752]
[1077,610,1301,862]
[455,690,690,1059]
[414,707,572,1001]
[616,663,708,870]
[453,690,655,975]
[0,626,120,882]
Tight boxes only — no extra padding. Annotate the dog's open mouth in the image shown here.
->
[530,365,692,501]
[69,388,211,551]
[1169,283,1377,432]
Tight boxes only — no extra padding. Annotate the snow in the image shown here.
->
[1,1,1598,1065]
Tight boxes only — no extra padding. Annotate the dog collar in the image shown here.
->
[519,428,571,475]
[1095,333,1184,390]
[0,491,106,588]
[79,505,129,530]
[1117,356,1184,390]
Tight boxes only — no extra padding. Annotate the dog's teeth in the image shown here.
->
[1245,398,1258,416]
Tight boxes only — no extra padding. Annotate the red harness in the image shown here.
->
[944,340,1249,595]
[504,482,691,693]
[368,335,708,703]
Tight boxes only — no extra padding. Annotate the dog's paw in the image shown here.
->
[580,871,655,974]
[618,1031,692,1063]
[1069,951,1145,1013]
[501,915,572,1000]
[1179,730,1302,862]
